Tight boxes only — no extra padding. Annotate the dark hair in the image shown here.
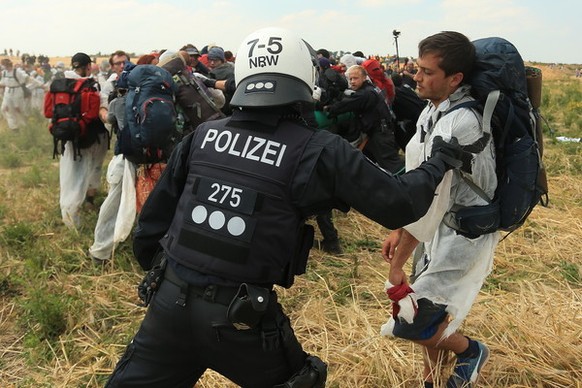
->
[316,48,330,59]
[109,50,130,66]
[418,31,475,81]
[391,73,403,87]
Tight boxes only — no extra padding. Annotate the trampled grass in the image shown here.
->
[0,64,581,387]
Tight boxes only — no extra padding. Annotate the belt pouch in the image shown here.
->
[445,202,500,238]
[227,283,270,330]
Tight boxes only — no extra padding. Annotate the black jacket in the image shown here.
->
[316,68,348,109]
[133,108,450,275]
[327,81,391,135]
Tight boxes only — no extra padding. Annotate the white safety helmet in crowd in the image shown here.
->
[231,27,317,108]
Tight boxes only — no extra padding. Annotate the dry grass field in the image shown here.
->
[0,63,580,387]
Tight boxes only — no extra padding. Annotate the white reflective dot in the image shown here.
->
[227,216,246,236]
[246,83,255,90]
[208,211,226,230]
[191,206,208,224]
[264,82,274,89]
[256,82,264,89]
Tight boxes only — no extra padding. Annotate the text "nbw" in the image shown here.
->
[249,55,279,68]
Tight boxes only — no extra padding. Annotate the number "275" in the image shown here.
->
[208,183,243,208]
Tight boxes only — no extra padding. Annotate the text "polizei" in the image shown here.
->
[201,128,287,167]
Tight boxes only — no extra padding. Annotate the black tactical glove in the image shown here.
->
[203,78,217,89]
[137,255,166,307]
[431,136,471,171]
[193,72,217,89]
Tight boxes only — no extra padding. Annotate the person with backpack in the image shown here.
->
[53,52,109,229]
[104,27,470,388]
[88,50,224,266]
[165,50,225,135]
[381,32,498,388]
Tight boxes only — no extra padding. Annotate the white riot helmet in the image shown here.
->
[231,27,317,108]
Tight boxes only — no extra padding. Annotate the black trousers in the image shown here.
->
[106,268,307,388]
[315,210,338,242]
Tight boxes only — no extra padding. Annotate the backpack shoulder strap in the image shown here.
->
[443,91,502,204]
[458,170,493,204]
[449,90,499,133]
[74,77,96,92]
[455,90,499,154]
[481,90,500,137]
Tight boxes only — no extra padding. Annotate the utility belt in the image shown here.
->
[164,263,241,307]
[164,262,274,331]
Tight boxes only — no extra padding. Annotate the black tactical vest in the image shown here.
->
[161,115,315,288]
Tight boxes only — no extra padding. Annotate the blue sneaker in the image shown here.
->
[446,341,489,387]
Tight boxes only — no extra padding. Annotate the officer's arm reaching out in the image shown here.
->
[296,132,467,231]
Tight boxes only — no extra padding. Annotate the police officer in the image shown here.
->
[105,27,468,388]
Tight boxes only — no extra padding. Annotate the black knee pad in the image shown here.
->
[274,355,328,388]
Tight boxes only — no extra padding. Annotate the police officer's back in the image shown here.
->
[105,27,467,388]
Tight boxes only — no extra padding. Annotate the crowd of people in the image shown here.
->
[1,29,497,388]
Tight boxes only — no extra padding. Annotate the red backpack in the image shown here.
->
[44,77,101,159]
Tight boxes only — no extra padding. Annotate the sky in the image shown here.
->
[1,0,580,64]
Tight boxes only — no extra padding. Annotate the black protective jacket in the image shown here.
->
[327,81,390,135]
[134,108,450,285]
[209,62,235,116]
[316,68,348,109]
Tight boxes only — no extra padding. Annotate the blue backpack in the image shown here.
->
[123,64,177,164]
[444,37,549,237]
